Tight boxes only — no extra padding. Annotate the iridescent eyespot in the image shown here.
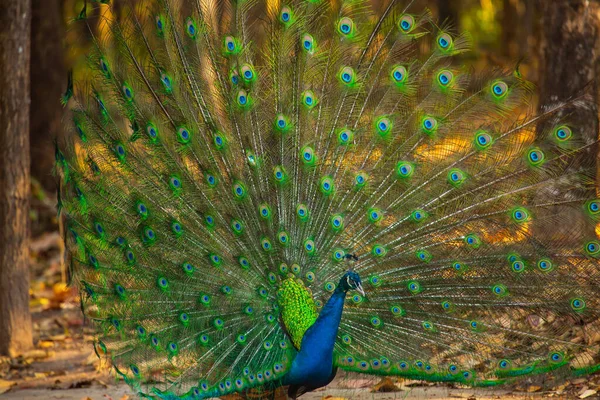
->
[390,65,408,85]
[157,276,169,290]
[324,281,335,292]
[369,275,381,287]
[372,244,386,257]
[421,116,438,134]
[305,271,315,282]
[301,33,315,53]
[99,58,110,77]
[301,145,316,166]
[422,321,434,331]
[275,114,290,132]
[232,181,247,199]
[238,256,250,269]
[302,90,317,108]
[396,161,414,178]
[177,126,191,144]
[224,36,239,54]
[549,352,564,363]
[273,166,287,183]
[510,260,525,274]
[447,168,466,186]
[337,17,355,37]
[491,80,508,99]
[398,14,415,33]
[585,240,600,256]
[259,204,272,219]
[437,33,453,51]
[169,175,182,191]
[464,233,481,248]
[296,204,309,220]
[182,262,194,274]
[441,301,452,311]
[527,147,545,166]
[213,318,224,329]
[411,209,428,222]
[571,298,586,311]
[554,125,572,142]
[375,116,392,138]
[498,359,510,369]
[143,227,156,243]
[368,208,383,223]
[511,207,530,223]
[355,171,368,188]
[342,334,351,344]
[537,258,553,272]
[280,6,293,24]
[230,69,239,85]
[319,176,334,195]
[240,64,256,83]
[408,281,421,293]
[278,231,289,246]
[437,70,454,87]
[474,131,493,150]
[186,18,197,38]
[492,284,507,296]
[122,83,134,101]
[114,143,126,159]
[261,237,273,252]
[237,90,250,107]
[338,66,356,86]
[449,364,458,374]
[391,305,404,316]
[146,123,158,141]
[304,239,315,254]
[338,128,354,145]
[330,214,344,231]
[416,250,432,262]
[155,15,164,34]
[370,316,382,327]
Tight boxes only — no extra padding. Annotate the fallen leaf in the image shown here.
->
[371,377,401,393]
[0,379,16,395]
[527,385,542,393]
[580,389,597,399]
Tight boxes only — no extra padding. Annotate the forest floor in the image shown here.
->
[1,186,600,400]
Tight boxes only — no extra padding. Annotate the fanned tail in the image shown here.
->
[58,0,600,397]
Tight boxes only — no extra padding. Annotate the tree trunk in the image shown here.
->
[537,0,600,242]
[539,0,599,163]
[502,0,534,61]
[0,0,33,357]
[30,0,65,192]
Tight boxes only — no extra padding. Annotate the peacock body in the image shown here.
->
[58,0,600,398]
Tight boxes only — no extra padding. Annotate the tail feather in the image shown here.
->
[58,0,600,397]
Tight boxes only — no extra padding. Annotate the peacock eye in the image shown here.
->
[399,14,415,33]
[338,17,354,36]
[437,70,454,87]
[437,33,453,50]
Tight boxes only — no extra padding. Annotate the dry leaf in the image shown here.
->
[0,379,16,395]
[371,377,401,393]
[527,385,542,392]
[579,389,597,399]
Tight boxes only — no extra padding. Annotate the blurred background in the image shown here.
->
[0,0,598,398]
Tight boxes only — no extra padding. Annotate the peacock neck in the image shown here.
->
[284,286,347,388]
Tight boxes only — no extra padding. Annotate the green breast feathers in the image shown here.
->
[277,276,318,349]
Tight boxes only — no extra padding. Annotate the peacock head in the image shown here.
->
[340,270,365,296]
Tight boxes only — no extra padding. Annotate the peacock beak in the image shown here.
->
[355,282,365,297]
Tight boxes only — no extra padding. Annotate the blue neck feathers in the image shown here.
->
[284,284,348,389]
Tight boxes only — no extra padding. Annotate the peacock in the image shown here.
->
[57,0,600,398]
